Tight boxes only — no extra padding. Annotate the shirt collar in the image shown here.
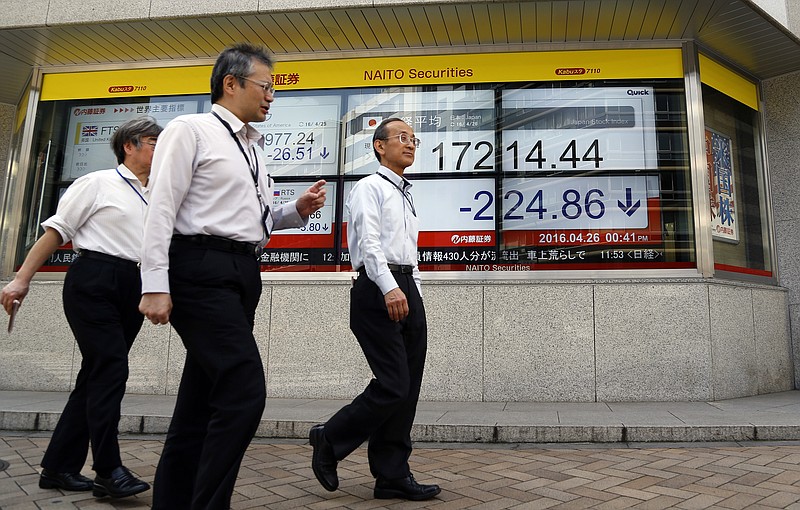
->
[116,163,149,190]
[210,103,265,149]
[117,163,136,180]
[377,165,413,192]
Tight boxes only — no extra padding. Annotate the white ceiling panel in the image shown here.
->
[0,0,798,105]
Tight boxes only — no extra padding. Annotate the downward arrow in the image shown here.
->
[617,188,641,217]
[321,147,330,159]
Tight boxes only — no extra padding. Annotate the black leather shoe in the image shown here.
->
[374,474,441,501]
[92,466,150,498]
[309,424,338,491]
[39,469,93,491]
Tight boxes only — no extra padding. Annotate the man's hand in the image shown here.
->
[139,293,173,325]
[0,227,62,315]
[295,180,327,218]
[384,288,409,322]
[1,279,28,315]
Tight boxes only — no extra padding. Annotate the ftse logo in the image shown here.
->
[108,85,134,93]
[555,68,587,76]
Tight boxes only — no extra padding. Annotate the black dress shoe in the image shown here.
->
[309,424,338,491]
[92,466,150,498]
[374,474,441,501]
[39,469,93,491]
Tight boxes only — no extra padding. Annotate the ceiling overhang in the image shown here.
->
[0,0,799,105]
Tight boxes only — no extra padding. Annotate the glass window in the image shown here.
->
[17,78,695,275]
[495,82,694,270]
[702,85,772,278]
[338,81,694,272]
[17,96,209,270]
[15,94,340,272]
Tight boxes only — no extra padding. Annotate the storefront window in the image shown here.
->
[15,93,339,272]
[702,85,772,278]
[14,56,697,275]
[339,80,694,271]
[18,80,695,272]
[17,96,214,269]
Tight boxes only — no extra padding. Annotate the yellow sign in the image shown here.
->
[41,49,684,101]
[275,49,683,90]
[15,86,30,132]
[699,54,758,111]
[42,66,211,101]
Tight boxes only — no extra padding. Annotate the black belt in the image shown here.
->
[78,249,139,271]
[172,234,262,258]
[357,263,414,275]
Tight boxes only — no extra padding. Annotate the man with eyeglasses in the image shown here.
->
[139,42,326,509]
[310,117,440,501]
[1,116,161,499]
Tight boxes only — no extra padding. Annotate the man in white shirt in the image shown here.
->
[310,118,440,501]
[138,42,326,509]
[0,116,160,498]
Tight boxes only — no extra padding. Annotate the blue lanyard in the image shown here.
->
[116,168,147,205]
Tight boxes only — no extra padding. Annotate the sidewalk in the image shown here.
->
[2,389,800,443]
[5,391,800,508]
[7,432,800,508]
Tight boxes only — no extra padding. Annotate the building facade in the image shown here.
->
[1,0,799,402]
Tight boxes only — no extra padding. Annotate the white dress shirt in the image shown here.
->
[141,104,305,294]
[42,164,148,263]
[347,165,421,296]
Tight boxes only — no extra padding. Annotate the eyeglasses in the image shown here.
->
[238,76,276,96]
[382,133,421,148]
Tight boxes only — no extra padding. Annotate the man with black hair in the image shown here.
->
[1,116,161,499]
[139,42,326,509]
[310,117,440,501]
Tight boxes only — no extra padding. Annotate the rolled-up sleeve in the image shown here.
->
[41,176,98,246]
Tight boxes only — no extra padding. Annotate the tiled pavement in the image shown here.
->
[5,433,800,509]
[5,390,800,508]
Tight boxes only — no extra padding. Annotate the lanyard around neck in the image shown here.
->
[212,110,271,243]
[116,168,147,205]
[211,111,260,184]
[377,172,416,217]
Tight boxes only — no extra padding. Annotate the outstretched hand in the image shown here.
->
[295,180,327,218]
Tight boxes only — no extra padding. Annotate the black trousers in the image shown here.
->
[41,254,143,474]
[324,270,427,480]
[152,242,266,510]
